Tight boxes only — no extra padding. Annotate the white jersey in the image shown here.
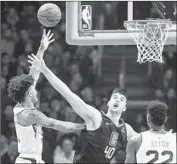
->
[136,130,176,164]
[13,104,43,158]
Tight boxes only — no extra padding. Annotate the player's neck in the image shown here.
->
[20,99,34,108]
[150,124,165,133]
[106,111,121,126]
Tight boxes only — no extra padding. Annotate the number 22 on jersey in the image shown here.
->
[146,150,174,163]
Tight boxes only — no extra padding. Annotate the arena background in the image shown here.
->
[1,1,176,163]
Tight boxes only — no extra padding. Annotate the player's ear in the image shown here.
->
[28,91,32,97]
[164,116,168,123]
[147,116,150,124]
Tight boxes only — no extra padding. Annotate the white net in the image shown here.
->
[124,20,172,63]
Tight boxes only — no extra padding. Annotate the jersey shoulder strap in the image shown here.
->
[13,103,25,116]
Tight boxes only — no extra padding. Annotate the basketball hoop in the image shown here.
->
[124,19,172,63]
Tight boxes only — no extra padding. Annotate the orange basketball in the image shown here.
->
[37,3,61,27]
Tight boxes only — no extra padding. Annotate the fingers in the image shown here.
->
[28,54,36,61]
[47,30,51,37]
[28,59,34,66]
[31,53,36,59]
[49,38,55,44]
[27,54,38,66]
[48,33,54,40]
[43,29,55,42]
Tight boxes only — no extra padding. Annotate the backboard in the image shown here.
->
[66,1,176,45]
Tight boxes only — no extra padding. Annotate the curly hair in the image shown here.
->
[146,100,168,126]
[7,74,34,103]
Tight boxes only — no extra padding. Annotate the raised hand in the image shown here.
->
[28,54,46,73]
[40,29,55,51]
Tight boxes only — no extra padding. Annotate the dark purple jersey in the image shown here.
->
[73,112,127,163]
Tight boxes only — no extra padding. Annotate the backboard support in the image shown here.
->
[66,2,176,45]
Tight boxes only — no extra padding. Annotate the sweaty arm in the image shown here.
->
[125,134,141,164]
[41,66,101,126]
[29,46,45,86]
[29,29,54,86]
[16,108,86,132]
[125,123,138,141]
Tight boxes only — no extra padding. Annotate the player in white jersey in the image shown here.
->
[7,29,86,164]
[125,100,176,163]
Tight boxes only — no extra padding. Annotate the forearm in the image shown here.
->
[44,118,86,132]
[29,46,45,85]
[18,109,86,132]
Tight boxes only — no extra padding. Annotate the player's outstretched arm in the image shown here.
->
[29,29,55,86]
[27,54,101,126]
[16,108,86,132]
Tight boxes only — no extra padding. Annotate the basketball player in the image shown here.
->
[28,53,138,163]
[7,29,85,164]
[82,5,91,28]
[125,100,176,163]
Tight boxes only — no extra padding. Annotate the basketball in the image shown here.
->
[37,3,61,27]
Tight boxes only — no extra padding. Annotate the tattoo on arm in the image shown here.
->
[18,109,86,132]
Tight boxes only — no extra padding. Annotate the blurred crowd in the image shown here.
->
[1,2,176,164]
[149,50,176,131]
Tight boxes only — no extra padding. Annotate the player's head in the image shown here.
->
[146,100,168,128]
[7,74,38,104]
[60,135,73,153]
[107,88,127,114]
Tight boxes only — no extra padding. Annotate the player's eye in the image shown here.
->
[120,97,125,101]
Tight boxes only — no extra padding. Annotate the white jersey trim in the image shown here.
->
[18,153,42,160]
[13,103,25,116]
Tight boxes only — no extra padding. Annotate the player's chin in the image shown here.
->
[110,107,120,112]
[33,98,38,105]
[111,107,124,113]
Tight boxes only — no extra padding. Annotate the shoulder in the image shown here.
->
[16,107,37,126]
[17,107,37,116]
[125,123,138,140]
[125,123,133,130]
[13,104,25,116]
[127,133,142,153]
[87,104,101,117]
[86,105,102,130]
[125,123,136,131]
[131,134,142,144]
